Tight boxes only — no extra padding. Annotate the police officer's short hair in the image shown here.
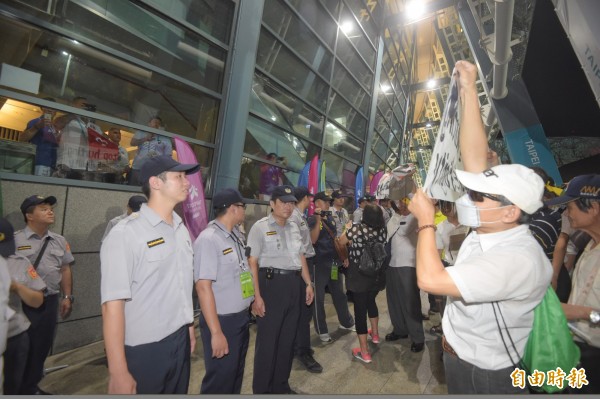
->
[214,206,229,218]
[141,171,168,199]
[23,205,36,223]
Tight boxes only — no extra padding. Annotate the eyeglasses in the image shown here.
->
[232,203,246,209]
[467,189,502,203]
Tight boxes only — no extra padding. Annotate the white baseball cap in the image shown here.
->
[455,164,544,214]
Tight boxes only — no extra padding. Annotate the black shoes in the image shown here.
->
[385,332,408,341]
[411,342,425,353]
[297,352,323,373]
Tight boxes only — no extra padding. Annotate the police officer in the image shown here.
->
[2,218,47,394]
[101,155,199,394]
[193,188,253,394]
[1,218,16,394]
[14,195,75,395]
[331,190,350,237]
[353,196,368,223]
[248,185,314,394]
[102,195,147,240]
[290,186,322,373]
[310,192,355,343]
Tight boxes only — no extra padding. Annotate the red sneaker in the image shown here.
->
[352,347,372,363]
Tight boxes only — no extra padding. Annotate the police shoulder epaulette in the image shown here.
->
[147,237,165,248]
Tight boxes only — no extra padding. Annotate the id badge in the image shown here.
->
[240,271,255,299]
[331,264,339,281]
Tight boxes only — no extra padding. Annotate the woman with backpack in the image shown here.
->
[338,204,387,363]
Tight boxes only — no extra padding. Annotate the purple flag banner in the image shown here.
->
[174,137,207,241]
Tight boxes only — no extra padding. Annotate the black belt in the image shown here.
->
[259,267,301,276]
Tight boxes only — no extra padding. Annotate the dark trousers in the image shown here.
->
[351,291,378,335]
[385,267,424,344]
[199,310,250,394]
[4,331,30,394]
[311,260,354,335]
[125,325,190,394]
[572,341,600,394]
[20,294,59,394]
[443,352,526,394]
[294,257,314,355]
[253,271,302,394]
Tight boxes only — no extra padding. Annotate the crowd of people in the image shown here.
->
[19,96,172,185]
[1,60,598,395]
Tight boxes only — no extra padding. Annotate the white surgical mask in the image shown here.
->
[455,194,509,228]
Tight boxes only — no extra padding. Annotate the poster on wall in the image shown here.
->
[423,73,464,201]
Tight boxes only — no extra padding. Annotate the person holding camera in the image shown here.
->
[308,192,355,343]
[19,98,59,177]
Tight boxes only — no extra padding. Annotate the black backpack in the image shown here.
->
[358,240,387,276]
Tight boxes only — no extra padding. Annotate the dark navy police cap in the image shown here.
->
[271,185,297,202]
[213,188,246,209]
[140,155,200,183]
[20,195,57,215]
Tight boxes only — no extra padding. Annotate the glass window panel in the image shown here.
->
[327,94,367,140]
[391,113,403,138]
[318,0,342,18]
[239,156,299,201]
[377,94,393,124]
[369,151,385,174]
[322,150,360,192]
[5,0,228,92]
[256,30,329,111]
[243,116,320,172]
[323,122,362,159]
[374,111,389,137]
[250,73,325,142]
[343,1,378,44]
[372,132,388,160]
[0,18,220,143]
[263,0,333,78]
[144,0,235,43]
[287,0,337,48]
[339,4,375,69]
[335,33,373,88]
[331,63,370,114]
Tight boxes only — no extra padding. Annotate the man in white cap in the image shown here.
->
[409,61,552,394]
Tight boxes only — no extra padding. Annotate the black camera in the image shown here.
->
[83,103,97,112]
[320,210,332,217]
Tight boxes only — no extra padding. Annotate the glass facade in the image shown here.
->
[0,0,413,209]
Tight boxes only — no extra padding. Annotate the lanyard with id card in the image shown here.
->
[215,224,255,299]
[331,264,339,280]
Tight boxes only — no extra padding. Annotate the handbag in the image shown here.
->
[493,287,580,394]
[321,218,348,262]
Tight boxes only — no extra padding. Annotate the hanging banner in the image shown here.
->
[355,166,364,209]
[297,161,310,187]
[308,154,319,216]
[174,137,207,241]
[370,171,384,196]
[423,75,464,201]
[375,172,393,199]
[319,161,326,192]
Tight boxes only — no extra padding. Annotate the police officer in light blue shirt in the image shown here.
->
[248,185,314,394]
[194,188,253,394]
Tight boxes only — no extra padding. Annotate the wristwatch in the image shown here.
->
[590,310,600,324]
[62,295,75,303]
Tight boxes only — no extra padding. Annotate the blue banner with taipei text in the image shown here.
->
[504,124,562,185]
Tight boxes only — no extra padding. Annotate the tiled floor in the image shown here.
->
[39,290,447,394]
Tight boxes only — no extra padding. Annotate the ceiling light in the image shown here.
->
[340,21,353,34]
[381,84,391,93]
[406,1,425,20]
[271,116,277,121]
[427,79,436,89]
[426,122,432,128]
[62,51,69,56]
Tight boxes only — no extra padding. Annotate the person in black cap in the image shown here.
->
[546,174,600,394]
[101,155,199,394]
[13,195,75,394]
[289,186,322,373]
[309,191,355,343]
[331,190,350,237]
[247,185,314,394]
[2,218,47,394]
[102,195,148,240]
[353,196,369,223]
[193,188,253,394]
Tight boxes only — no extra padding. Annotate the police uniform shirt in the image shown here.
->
[100,204,194,346]
[353,207,363,224]
[289,207,315,258]
[193,220,253,315]
[102,212,128,241]
[0,257,10,365]
[14,227,74,295]
[247,214,303,270]
[332,207,349,237]
[6,254,46,338]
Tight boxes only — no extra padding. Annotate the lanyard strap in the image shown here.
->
[33,236,52,270]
